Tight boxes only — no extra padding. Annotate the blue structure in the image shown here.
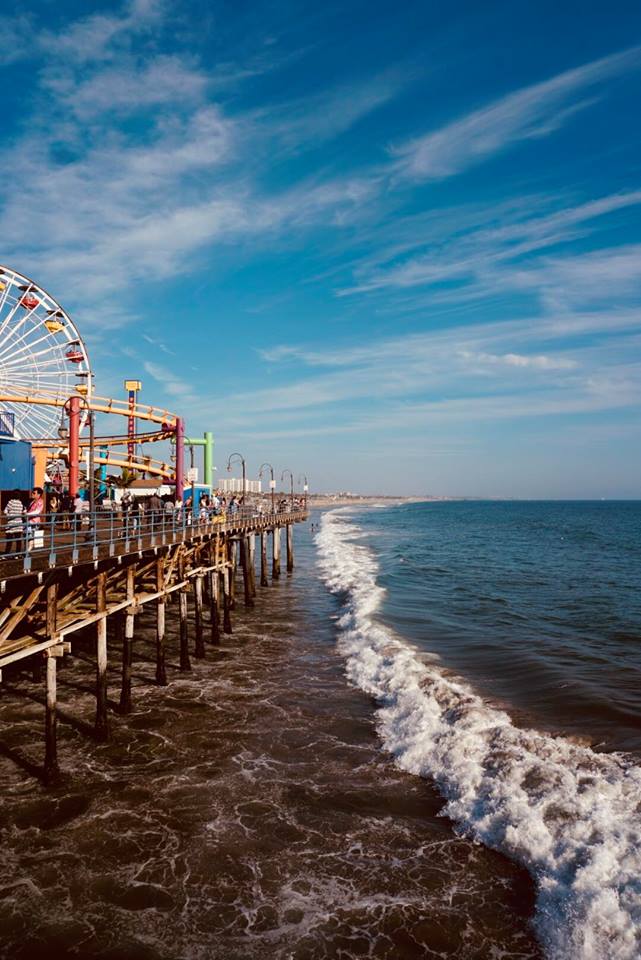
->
[0,437,34,492]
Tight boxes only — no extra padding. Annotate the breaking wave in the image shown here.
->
[316,509,641,960]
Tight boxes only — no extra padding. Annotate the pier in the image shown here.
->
[0,507,307,784]
[0,262,309,785]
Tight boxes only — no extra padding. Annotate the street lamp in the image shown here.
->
[258,462,275,514]
[227,452,246,499]
[281,469,294,511]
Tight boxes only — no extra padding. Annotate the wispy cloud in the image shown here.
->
[256,71,408,153]
[391,46,641,180]
[39,0,165,64]
[143,361,197,402]
[48,55,210,118]
[459,351,578,371]
[339,189,641,299]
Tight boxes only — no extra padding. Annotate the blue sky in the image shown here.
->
[2,0,641,497]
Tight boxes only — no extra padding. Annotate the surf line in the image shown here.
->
[316,509,641,960]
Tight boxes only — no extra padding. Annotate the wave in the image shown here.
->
[315,509,641,960]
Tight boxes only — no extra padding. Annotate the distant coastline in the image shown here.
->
[307,494,443,507]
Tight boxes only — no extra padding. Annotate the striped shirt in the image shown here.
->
[4,498,24,531]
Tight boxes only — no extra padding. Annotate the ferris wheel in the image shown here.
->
[0,265,92,440]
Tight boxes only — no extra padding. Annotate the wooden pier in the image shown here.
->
[0,509,307,784]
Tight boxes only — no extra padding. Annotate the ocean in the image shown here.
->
[316,500,641,960]
[0,500,639,959]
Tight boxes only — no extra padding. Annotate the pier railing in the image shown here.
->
[0,505,308,577]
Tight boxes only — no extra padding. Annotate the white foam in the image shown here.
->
[316,509,641,960]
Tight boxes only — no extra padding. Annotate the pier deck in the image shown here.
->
[0,508,308,782]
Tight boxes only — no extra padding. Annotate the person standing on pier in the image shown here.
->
[3,491,24,555]
[26,487,44,550]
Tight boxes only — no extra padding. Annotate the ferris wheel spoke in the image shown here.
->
[0,338,73,366]
[0,298,25,342]
[4,400,55,434]
[0,267,92,441]
[0,328,57,365]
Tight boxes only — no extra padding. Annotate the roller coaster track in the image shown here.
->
[0,390,179,480]
[0,390,178,427]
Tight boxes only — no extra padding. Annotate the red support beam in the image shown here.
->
[174,416,185,501]
[68,396,81,496]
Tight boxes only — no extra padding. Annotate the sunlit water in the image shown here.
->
[0,518,538,959]
[3,501,638,959]
[315,501,641,960]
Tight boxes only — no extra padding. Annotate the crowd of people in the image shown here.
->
[2,487,307,556]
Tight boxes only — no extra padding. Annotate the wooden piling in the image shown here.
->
[222,568,232,634]
[43,583,60,784]
[286,524,294,572]
[44,652,59,784]
[193,574,205,658]
[178,557,191,671]
[272,527,281,579]
[248,534,257,598]
[229,540,237,609]
[120,564,135,714]
[156,557,167,685]
[240,537,254,608]
[179,591,191,670]
[209,571,220,645]
[260,531,268,587]
[95,572,109,741]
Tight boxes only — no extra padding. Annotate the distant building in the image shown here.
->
[219,478,262,494]
[113,478,173,501]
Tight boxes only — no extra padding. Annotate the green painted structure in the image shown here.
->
[183,431,214,491]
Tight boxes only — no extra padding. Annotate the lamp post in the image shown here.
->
[281,469,294,511]
[227,453,246,500]
[298,474,308,508]
[258,462,275,515]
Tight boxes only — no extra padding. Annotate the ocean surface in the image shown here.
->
[0,500,639,959]
[316,500,641,960]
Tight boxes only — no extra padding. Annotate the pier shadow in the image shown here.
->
[0,739,44,783]
[2,683,102,739]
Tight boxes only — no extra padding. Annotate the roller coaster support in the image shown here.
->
[66,396,81,496]
[97,447,108,498]
[175,417,185,501]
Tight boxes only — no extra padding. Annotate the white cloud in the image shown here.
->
[391,46,641,180]
[459,350,578,371]
[256,71,407,152]
[49,56,209,118]
[339,190,641,300]
[39,0,165,64]
[509,243,641,312]
[143,360,196,401]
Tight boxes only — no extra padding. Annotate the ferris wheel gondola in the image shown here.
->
[0,265,92,439]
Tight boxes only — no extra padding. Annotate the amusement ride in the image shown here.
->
[0,265,185,498]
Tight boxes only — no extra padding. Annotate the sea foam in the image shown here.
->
[316,509,641,960]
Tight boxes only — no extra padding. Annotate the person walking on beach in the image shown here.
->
[3,492,25,555]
